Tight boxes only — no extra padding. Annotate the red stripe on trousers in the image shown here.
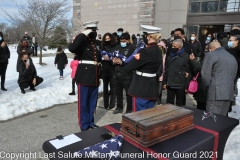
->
[78,84,81,128]
[104,125,169,160]
[194,125,219,160]
[133,97,136,112]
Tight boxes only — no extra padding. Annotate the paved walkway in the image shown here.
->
[0,91,196,160]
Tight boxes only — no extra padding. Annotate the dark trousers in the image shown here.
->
[157,81,163,103]
[115,73,132,111]
[59,69,63,76]
[103,75,116,108]
[197,101,206,111]
[20,76,43,89]
[71,79,76,92]
[166,88,185,106]
[78,84,98,130]
[32,46,38,56]
[0,62,8,88]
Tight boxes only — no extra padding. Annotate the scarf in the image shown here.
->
[170,48,185,58]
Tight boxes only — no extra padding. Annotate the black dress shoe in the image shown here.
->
[81,128,89,131]
[21,89,25,94]
[108,105,115,110]
[1,88,7,91]
[89,124,99,129]
[113,108,123,114]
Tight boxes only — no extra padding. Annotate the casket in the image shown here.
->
[120,104,194,148]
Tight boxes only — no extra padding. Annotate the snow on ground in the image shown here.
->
[0,46,240,159]
[0,45,102,121]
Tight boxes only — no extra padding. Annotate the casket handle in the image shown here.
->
[125,127,140,137]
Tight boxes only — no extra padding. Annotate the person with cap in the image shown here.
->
[124,25,163,112]
[116,28,124,44]
[112,32,136,114]
[68,20,101,131]
[163,39,190,106]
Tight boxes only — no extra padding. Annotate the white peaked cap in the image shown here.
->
[141,25,161,34]
[83,20,99,29]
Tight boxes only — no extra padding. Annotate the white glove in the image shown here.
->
[82,29,92,36]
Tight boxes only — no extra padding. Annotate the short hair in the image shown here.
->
[173,39,183,47]
[120,32,130,40]
[57,46,63,52]
[137,34,140,36]
[170,30,175,35]
[21,52,28,58]
[175,28,185,35]
[117,28,123,32]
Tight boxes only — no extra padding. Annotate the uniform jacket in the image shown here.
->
[54,50,68,70]
[68,33,101,86]
[70,60,79,79]
[201,47,238,101]
[101,44,117,77]
[163,49,190,89]
[0,42,10,63]
[16,43,33,72]
[17,58,37,85]
[114,44,136,76]
[124,43,162,99]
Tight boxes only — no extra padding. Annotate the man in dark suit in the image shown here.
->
[201,42,238,116]
[68,20,101,131]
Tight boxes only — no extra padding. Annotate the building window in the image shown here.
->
[201,1,219,13]
[189,0,240,13]
[189,2,201,13]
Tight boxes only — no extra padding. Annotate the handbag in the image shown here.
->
[188,72,199,94]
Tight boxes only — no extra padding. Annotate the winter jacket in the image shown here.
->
[17,58,37,85]
[163,50,190,89]
[70,60,79,79]
[16,43,33,72]
[101,44,117,77]
[190,40,202,57]
[0,41,10,63]
[54,50,68,70]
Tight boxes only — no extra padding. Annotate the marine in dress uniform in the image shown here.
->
[124,25,163,112]
[68,20,101,131]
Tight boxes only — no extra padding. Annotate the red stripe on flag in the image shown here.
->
[194,125,219,160]
[133,97,136,112]
[104,125,169,160]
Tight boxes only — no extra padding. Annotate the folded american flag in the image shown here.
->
[112,50,127,62]
[124,41,146,63]
[100,51,113,61]
[74,135,124,160]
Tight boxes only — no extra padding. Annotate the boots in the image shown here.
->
[21,88,25,94]
[69,91,75,95]
[69,80,75,95]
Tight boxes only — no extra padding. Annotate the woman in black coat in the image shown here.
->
[101,33,117,110]
[189,53,206,111]
[0,32,10,91]
[54,46,68,80]
[16,39,33,72]
[17,52,43,94]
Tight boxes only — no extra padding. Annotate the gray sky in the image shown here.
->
[0,0,73,25]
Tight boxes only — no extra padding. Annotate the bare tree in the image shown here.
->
[4,0,71,64]
[0,23,7,32]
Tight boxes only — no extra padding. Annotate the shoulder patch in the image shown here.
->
[134,53,140,60]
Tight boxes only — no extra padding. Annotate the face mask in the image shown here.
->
[191,37,195,41]
[120,42,127,48]
[0,37,2,41]
[89,32,97,39]
[117,32,122,37]
[136,36,140,38]
[207,37,211,41]
[171,48,179,53]
[228,41,234,48]
[105,41,111,45]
